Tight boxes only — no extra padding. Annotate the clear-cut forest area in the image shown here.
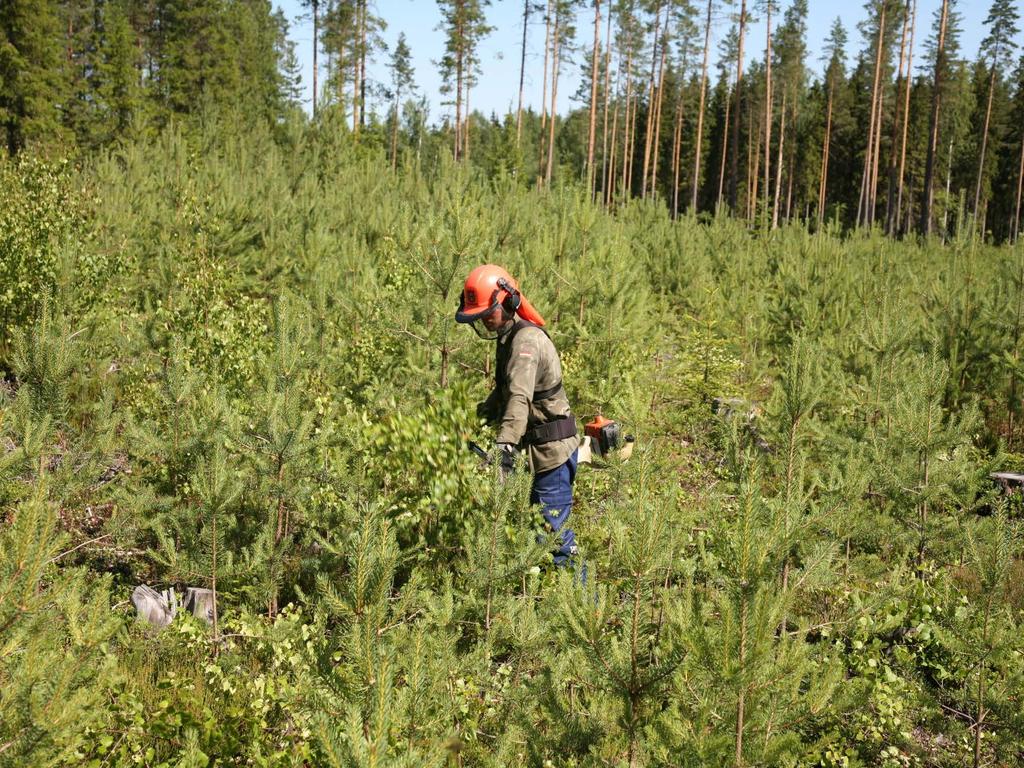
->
[2,1,1024,766]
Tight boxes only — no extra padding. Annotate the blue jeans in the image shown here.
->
[531,449,579,567]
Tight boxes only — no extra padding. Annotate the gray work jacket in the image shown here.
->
[480,322,578,473]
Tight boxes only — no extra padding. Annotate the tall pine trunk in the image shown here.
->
[342,15,350,118]
[312,0,319,116]
[858,4,887,228]
[587,1,602,196]
[942,137,954,236]
[973,65,998,229]
[672,93,684,215]
[1015,136,1024,242]
[729,0,748,211]
[817,78,834,226]
[920,0,949,236]
[747,105,760,222]
[772,92,786,229]
[641,4,663,199]
[516,0,530,146]
[762,0,772,229]
[600,8,614,202]
[455,13,464,160]
[621,45,635,194]
[545,10,562,185]
[886,0,912,233]
[359,0,367,130]
[465,81,472,160]
[352,0,363,134]
[785,149,795,221]
[627,90,639,193]
[717,77,732,212]
[539,0,552,186]
[649,22,669,198]
[391,89,401,171]
[607,84,621,206]
[896,0,918,231]
[691,0,713,211]
[869,74,885,222]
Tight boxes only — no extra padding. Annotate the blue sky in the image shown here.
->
[276,1,997,123]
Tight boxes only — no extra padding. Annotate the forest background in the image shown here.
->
[4,0,1024,766]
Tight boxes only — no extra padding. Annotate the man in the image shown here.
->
[455,264,580,567]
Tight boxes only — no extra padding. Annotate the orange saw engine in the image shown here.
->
[584,415,634,459]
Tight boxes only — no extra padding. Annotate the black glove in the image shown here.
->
[476,399,499,422]
[496,442,517,478]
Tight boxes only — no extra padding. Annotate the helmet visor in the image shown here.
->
[456,299,512,340]
[455,293,501,324]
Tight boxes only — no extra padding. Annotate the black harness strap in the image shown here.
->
[496,321,576,446]
[523,415,578,445]
[532,380,564,402]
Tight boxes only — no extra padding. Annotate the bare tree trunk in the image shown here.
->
[627,90,639,193]
[642,4,663,199]
[465,81,472,160]
[336,15,345,120]
[1015,137,1024,242]
[747,104,760,222]
[868,10,889,227]
[717,77,732,212]
[785,150,795,221]
[942,136,953,237]
[973,65,997,227]
[455,13,464,160]
[906,171,915,232]
[391,92,401,171]
[762,0,772,229]
[607,89,621,206]
[649,22,669,198]
[538,0,552,186]
[691,0,713,211]
[729,0,748,211]
[858,4,887,228]
[772,92,786,228]
[359,0,367,130]
[600,7,614,202]
[516,0,531,147]
[587,1,602,196]
[920,0,949,236]
[312,0,319,116]
[621,45,635,194]
[896,0,917,231]
[886,0,912,233]
[545,9,562,185]
[817,78,834,226]
[672,94,683,216]
[351,2,359,132]
[869,46,886,224]
[353,0,365,135]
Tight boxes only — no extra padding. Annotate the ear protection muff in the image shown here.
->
[496,277,521,314]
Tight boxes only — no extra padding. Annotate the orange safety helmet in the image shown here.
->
[455,264,546,327]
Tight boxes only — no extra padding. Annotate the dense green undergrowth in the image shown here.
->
[1,121,1023,767]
